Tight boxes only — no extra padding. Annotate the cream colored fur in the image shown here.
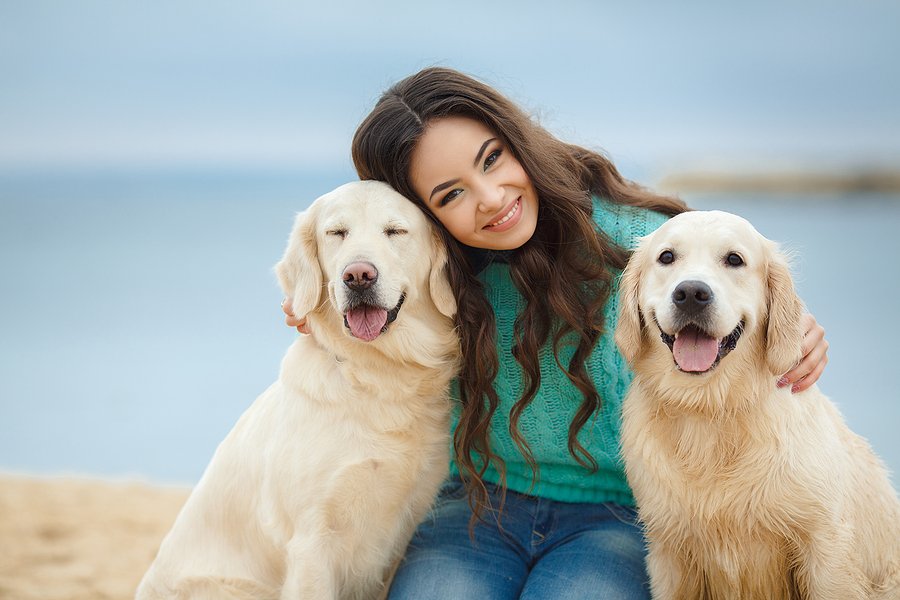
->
[616,210,900,600]
[136,181,459,600]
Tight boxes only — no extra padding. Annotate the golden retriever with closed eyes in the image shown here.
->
[615,210,900,600]
[137,181,459,600]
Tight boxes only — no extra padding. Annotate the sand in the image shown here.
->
[0,474,189,600]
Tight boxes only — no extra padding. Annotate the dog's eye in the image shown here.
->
[384,227,408,237]
[326,228,347,239]
[726,253,744,267]
[658,250,675,265]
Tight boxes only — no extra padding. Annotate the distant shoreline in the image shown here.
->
[2,164,899,196]
[657,169,900,194]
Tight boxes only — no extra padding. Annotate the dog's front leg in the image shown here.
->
[281,534,338,600]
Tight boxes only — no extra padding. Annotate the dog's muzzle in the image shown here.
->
[342,293,406,342]
[658,320,744,374]
[654,279,743,374]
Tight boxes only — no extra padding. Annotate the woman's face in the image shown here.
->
[409,116,539,251]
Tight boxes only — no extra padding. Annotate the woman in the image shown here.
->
[285,67,828,599]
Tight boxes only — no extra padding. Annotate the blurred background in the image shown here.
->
[2,0,899,487]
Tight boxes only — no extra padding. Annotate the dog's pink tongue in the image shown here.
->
[673,327,719,372]
[346,305,388,342]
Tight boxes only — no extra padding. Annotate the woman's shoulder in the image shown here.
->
[591,195,670,249]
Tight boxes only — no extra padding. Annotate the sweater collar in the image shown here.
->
[462,244,515,273]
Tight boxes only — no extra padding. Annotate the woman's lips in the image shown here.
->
[484,198,521,231]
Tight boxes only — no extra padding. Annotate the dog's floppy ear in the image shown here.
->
[615,244,646,364]
[429,230,457,318]
[275,203,323,318]
[765,243,804,376]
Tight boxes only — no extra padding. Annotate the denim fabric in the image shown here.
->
[387,479,651,599]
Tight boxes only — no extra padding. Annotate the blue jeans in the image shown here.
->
[388,478,651,599]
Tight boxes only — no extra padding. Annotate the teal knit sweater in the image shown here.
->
[449,197,670,505]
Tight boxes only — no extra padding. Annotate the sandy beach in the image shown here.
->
[0,474,189,600]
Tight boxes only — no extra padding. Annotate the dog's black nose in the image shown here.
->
[342,261,378,290]
[672,280,713,315]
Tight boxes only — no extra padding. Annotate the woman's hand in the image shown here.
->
[778,312,828,393]
[282,298,310,334]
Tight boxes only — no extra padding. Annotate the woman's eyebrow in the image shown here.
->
[429,178,461,203]
[473,138,497,167]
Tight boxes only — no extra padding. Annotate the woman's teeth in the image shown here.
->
[488,199,519,227]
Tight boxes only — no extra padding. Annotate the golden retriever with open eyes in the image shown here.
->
[615,210,900,600]
[137,181,459,600]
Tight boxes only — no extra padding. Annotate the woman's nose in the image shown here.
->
[476,183,505,213]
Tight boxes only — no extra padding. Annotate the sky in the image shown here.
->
[1,1,899,179]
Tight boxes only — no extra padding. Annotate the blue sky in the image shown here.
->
[2,1,899,177]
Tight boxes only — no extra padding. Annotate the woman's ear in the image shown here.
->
[275,203,323,318]
[615,246,646,364]
[429,230,457,318]
[765,243,804,376]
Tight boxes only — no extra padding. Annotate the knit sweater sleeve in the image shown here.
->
[449,197,670,504]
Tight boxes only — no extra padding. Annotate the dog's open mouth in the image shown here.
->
[658,321,744,374]
[342,293,406,342]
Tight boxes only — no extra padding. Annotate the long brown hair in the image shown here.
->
[352,67,686,521]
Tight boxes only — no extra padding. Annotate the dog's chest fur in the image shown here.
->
[225,334,453,598]
[276,332,452,483]
[626,382,815,597]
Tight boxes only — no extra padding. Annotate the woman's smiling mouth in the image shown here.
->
[484,198,521,230]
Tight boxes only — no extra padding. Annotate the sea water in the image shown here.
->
[1,170,898,486]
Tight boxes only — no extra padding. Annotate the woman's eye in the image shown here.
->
[726,253,744,267]
[439,188,462,207]
[483,149,502,171]
[658,250,675,265]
